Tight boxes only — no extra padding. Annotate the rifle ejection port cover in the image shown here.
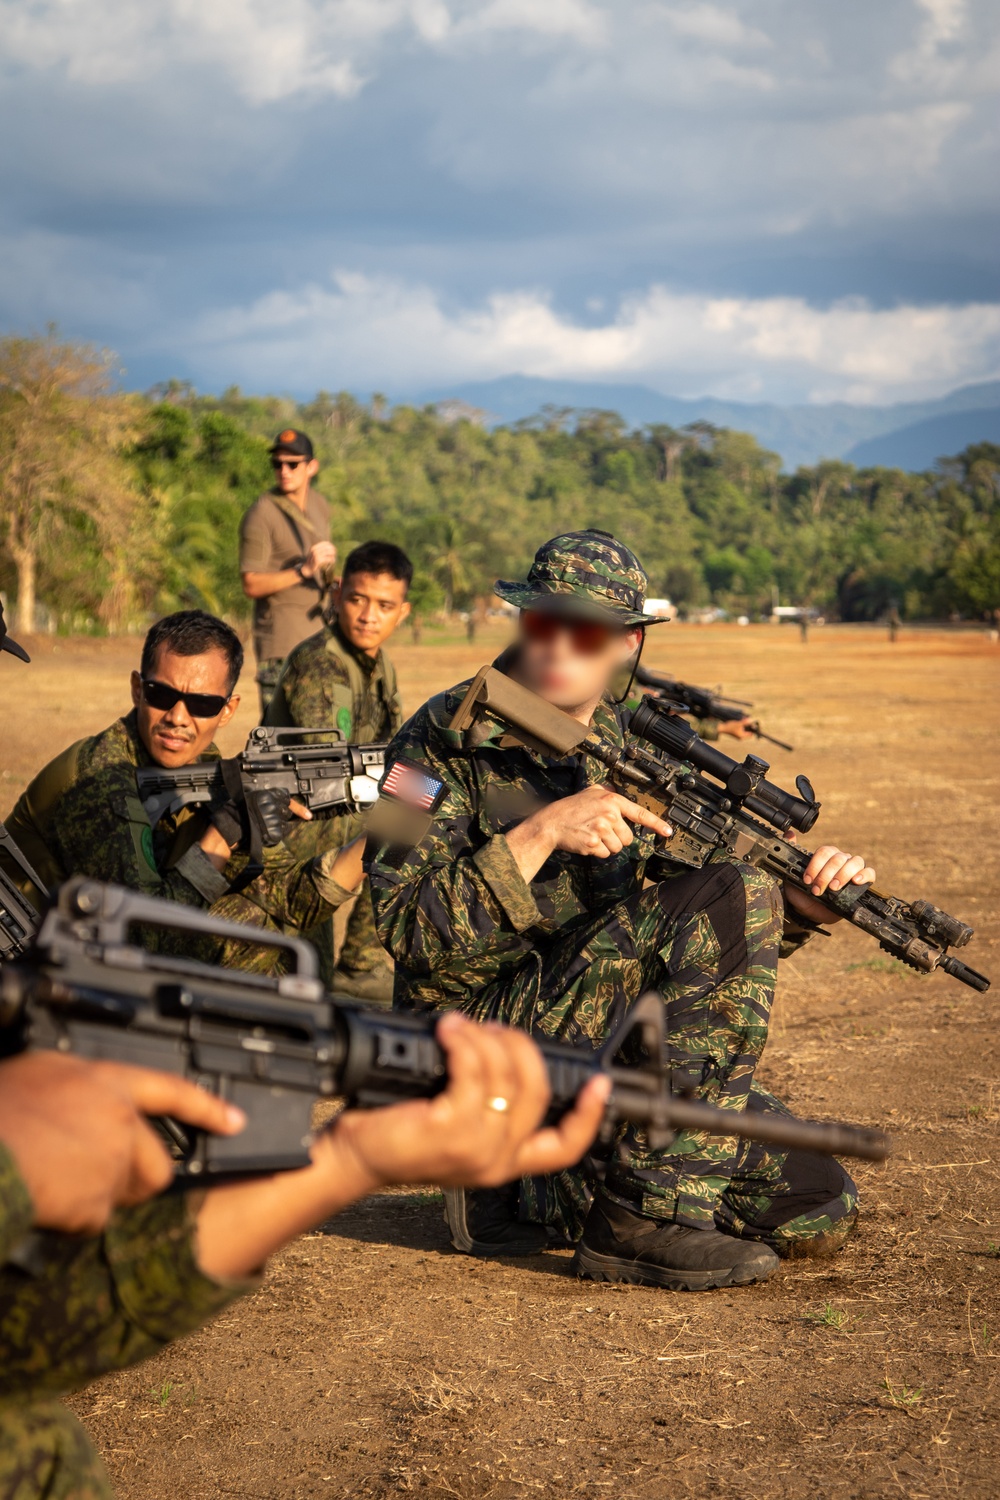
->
[350,774,383,805]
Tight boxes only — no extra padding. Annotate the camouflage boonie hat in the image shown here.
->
[494,529,657,627]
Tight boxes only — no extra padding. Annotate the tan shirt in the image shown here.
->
[239,488,331,662]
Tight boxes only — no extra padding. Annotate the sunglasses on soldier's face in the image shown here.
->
[141,679,230,718]
[271,457,305,471]
[520,608,615,656]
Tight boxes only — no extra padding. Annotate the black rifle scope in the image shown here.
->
[630,698,820,834]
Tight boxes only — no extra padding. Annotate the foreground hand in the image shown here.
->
[785,844,876,926]
[328,1012,610,1191]
[0,1054,245,1235]
[193,1014,609,1281]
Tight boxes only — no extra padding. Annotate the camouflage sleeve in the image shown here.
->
[365,710,541,992]
[265,646,353,734]
[695,717,721,742]
[2,740,87,899]
[0,1142,35,1265]
[0,1194,257,1403]
[0,1398,115,1500]
[203,843,357,971]
[50,759,228,909]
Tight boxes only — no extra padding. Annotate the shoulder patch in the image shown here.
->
[380,757,447,813]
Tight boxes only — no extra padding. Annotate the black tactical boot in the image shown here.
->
[442,1184,553,1257]
[575,1194,780,1291]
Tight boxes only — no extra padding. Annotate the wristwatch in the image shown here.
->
[294,561,307,580]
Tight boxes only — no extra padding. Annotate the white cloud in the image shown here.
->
[455,0,606,44]
[190,270,1000,405]
[0,0,608,104]
[657,3,771,51]
[891,0,967,85]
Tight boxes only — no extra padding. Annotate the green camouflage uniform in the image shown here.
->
[367,531,857,1250]
[0,1143,254,1500]
[3,711,355,974]
[265,621,402,984]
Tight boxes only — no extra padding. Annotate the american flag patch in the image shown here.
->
[380,758,447,813]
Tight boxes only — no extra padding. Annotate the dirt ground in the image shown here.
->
[5,621,1000,1500]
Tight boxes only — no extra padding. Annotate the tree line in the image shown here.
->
[1,332,998,635]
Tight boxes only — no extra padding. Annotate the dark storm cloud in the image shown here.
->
[0,0,997,401]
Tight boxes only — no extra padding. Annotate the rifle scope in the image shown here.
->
[630,698,819,834]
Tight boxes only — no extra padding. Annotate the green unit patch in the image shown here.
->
[336,706,352,739]
[140,824,157,873]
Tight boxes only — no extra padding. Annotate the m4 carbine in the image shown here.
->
[634,663,793,752]
[0,822,44,962]
[451,667,991,994]
[136,726,388,833]
[0,880,889,1178]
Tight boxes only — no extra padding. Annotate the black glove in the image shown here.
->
[248,788,295,849]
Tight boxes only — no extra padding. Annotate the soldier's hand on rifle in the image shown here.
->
[300,540,337,581]
[200,788,313,868]
[192,1013,609,1281]
[506,784,673,883]
[0,1054,246,1236]
[785,844,876,926]
[332,1012,610,1190]
[717,716,757,741]
[251,788,311,848]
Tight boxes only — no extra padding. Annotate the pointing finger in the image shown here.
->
[613,796,673,840]
[95,1065,247,1136]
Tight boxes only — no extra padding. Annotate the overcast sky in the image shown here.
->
[1,0,998,405]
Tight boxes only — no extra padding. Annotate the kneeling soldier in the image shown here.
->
[264,540,411,998]
[3,610,360,972]
[366,531,873,1290]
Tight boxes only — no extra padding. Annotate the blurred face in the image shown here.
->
[130,647,240,767]
[516,609,641,713]
[271,451,319,496]
[336,571,410,657]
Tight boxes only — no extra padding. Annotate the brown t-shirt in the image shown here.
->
[239,488,331,662]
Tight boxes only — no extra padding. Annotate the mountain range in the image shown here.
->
[403,375,1000,472]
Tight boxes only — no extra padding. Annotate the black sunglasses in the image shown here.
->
[271,457,306,470]
[141,678,230,718]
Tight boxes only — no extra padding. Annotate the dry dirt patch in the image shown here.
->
[5,622,1000,1498]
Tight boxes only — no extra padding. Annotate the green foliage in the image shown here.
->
[7,366,999,629]
[805,1303,849,1330]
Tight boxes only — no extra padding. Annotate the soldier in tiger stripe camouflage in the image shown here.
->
[366,529,873,1291]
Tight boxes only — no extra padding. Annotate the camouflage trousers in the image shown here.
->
[464,859,857,1250]
[0,1402,113,1500]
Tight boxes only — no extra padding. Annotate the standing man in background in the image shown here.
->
[266,541,412,1000]
[239,428,337,714]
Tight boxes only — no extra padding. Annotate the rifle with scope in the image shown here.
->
[0,879,890,1179]
[136,724,387,850]
[634,664,793,752]
[451,667,991,994]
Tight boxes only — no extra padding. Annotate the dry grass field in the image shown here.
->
[4,621,1000,1499]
